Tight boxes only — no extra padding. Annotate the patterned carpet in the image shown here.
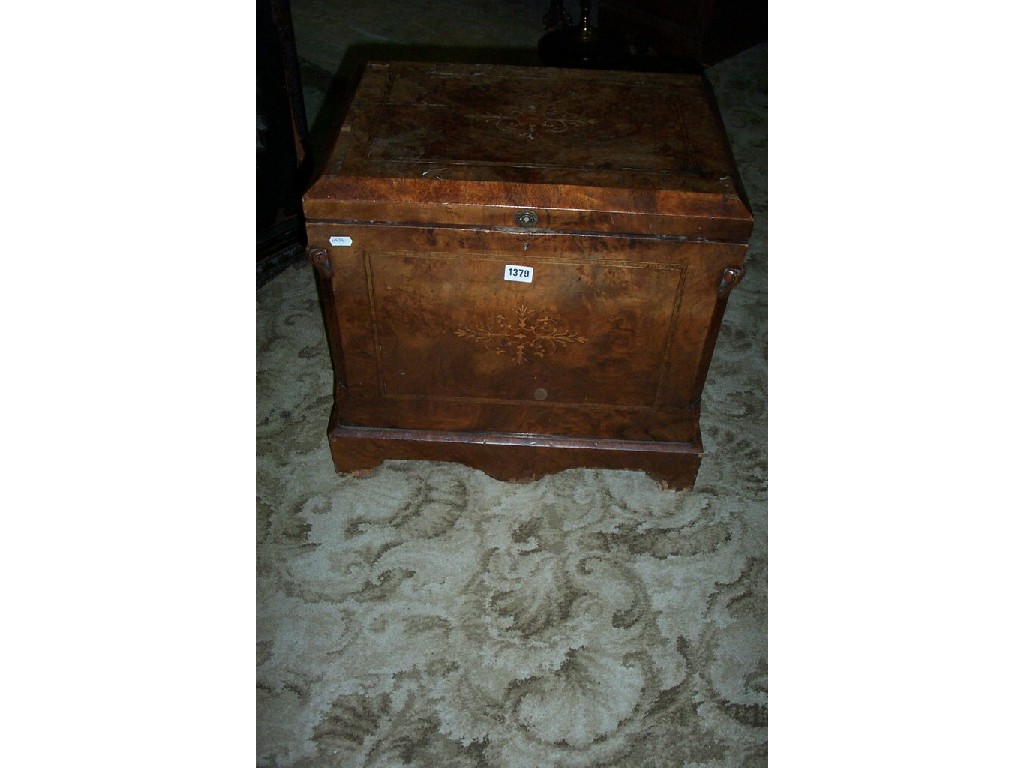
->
[257,42,767,768]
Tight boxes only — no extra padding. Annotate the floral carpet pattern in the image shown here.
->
[258,42,767,768]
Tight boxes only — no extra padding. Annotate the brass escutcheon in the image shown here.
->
[515,210,539,228]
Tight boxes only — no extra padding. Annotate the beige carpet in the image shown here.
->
[257,42,767,768]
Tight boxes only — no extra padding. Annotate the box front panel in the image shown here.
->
[372,251,682,407]
[308,224,744,442]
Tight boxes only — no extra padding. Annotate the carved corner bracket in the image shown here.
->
[717,266,746,297]
[308,247,332,279]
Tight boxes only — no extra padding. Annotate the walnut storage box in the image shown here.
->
[303,62,752,489]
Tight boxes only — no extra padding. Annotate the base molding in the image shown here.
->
[328,423,703,489]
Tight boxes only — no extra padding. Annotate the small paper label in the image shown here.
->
[504,265,534,283]
[329,236,353,247]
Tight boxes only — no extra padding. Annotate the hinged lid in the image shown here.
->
[303,62,753,240]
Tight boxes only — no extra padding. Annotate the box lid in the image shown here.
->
[303,62,753,241]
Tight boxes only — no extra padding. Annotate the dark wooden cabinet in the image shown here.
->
[303,62,752,488]
[256,0,309,288]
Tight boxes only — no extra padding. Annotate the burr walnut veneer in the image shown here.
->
[303,62,752,489]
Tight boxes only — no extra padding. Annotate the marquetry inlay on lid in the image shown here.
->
[304,62,752,240]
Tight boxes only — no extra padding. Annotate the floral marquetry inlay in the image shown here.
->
[468,105,599,140]
[455,304,587,364]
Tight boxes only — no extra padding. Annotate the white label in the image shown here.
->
[504,264,534,283]
[329,236,353,247]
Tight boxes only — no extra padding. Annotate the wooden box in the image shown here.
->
[303,62,752,489]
